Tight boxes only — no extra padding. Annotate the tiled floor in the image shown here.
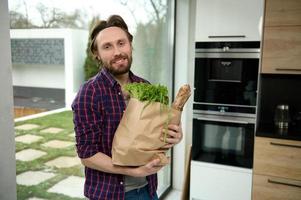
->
[163,189,182,200]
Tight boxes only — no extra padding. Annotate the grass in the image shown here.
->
[15,111,85,200]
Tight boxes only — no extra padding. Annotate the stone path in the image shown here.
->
[15,134,43,144]
[40,127,64,134]
[15,123,84,199]
[45,156,81,168]
[17,171,56,186]
[16,149,47,161]
[47,176,85,198]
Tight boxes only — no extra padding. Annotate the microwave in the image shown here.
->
[193,41,260,115]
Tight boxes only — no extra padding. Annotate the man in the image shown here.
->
[72,15,183,200]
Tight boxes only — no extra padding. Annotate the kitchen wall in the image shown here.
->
[0,0,17,200]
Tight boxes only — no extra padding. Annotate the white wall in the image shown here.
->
[0,0,17,199]
[10,29,89,107]
[173,0,196,190]
[12,64,65,88]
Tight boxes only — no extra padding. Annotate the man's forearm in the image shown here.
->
[81,152,163,177]
[81,152,134,176]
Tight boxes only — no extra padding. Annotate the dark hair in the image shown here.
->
[90,15,133,57]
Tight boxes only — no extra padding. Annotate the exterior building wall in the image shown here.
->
[10,29,89,108]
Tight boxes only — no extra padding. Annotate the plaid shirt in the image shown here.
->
[72,68,157,200]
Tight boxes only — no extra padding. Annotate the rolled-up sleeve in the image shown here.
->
[72,83,103,159]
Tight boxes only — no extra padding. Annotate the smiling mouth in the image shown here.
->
[113,58,126,64]
[112,56,128,65]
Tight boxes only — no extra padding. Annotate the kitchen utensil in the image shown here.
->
[274,104,290,129]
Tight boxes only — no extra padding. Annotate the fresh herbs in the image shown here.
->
[125,83,169,105]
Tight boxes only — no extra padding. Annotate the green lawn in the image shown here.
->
[15,111,85,200]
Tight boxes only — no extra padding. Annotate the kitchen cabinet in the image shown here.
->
[261,26,301,74]
[264,0,301,26]
[253,174,301,200]
[261,0,301,74]
[195,0,263,42]
[252,136,301,200]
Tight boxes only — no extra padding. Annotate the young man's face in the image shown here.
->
[95,27,132,76]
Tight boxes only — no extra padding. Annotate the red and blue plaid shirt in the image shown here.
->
[72,68,157,200]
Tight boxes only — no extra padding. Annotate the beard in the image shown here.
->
[103,53,132,76]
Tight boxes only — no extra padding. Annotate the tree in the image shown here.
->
[83,17,101,80]
[9,3,88,29]
[9,11,35,28]
[36,3,87,29]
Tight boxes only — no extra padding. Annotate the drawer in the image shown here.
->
[253,137,301,180]
[253,174,301,200]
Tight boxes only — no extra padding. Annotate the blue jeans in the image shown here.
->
[125,186,159,200]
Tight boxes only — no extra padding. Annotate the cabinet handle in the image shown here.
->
[275,68,301,71]
[208,35,246,38]
[268,178,301,188]
[270,142,301,149]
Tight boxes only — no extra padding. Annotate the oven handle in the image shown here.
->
[196,117,249,124]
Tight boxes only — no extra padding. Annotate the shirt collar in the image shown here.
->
[100,67,139,88]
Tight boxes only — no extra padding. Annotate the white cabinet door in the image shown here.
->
[195,0,264,41]
[190,161,252,200]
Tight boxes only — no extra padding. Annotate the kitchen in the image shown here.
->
[0,0,301,200]
[186,0,301,200]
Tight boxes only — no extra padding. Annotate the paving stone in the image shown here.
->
[40,127,64,134]
[45,156,81,168]
[15,134,43,144]
[16,149,47,161]
[17,171,56,186]
[27,197,48,200]
[15,124,40,131]
[42,140,74,149]
[47,176,85,198]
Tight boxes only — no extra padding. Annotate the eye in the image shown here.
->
[102,44,111,50]
[119,41,125,46]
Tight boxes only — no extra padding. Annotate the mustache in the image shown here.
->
[111,54,128,64]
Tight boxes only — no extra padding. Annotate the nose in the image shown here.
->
[113,45,121,56]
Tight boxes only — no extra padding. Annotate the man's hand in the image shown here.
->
[129,159,164,177]
[160,123,183,149]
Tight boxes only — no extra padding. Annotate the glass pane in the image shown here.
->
[9,0,175,198]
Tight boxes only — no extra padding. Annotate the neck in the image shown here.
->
[114,72,130,87]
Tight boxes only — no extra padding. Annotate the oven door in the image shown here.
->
[193,52,259,114]
[192,114,254,169]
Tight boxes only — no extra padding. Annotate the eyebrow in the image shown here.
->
[101,38,127,47]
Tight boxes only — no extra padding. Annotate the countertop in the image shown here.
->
[257,125,301,141]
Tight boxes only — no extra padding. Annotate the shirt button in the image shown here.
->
[118,92,121,95]
[120,181,123,185]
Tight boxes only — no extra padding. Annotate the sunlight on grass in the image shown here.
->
[15,111,85,200]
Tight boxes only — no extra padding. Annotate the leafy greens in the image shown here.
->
[124,83,169,105]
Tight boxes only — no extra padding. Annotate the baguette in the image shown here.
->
[171,84,191,111]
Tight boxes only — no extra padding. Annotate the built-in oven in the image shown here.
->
[192,113,255,169]
[194,41,260,116]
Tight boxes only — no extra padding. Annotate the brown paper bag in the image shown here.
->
[111,98,181,166]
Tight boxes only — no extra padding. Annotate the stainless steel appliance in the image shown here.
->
[192,113,255,168]
[190,42,260,200]
[194,41,260,116]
